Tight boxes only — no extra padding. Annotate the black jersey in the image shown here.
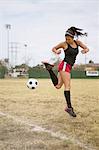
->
[64,41,79,66]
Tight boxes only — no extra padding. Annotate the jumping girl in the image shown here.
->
[42,26,89,117]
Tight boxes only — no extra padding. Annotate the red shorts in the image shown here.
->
[58,61,72,73]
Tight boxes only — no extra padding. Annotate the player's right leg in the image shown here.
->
[42,52,60,68]
[42,62,54,71]
[55,73,63,89]
[42,62,58,86]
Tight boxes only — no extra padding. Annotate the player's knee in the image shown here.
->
[64,84,71,90]
[55,84,62,89]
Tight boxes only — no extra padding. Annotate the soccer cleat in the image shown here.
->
[65,107,77,117]
[42,62,54,71]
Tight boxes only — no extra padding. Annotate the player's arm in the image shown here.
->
[52,42,66,54]
[76,40,89,54]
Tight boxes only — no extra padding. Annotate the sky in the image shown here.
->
[0,0,99,66]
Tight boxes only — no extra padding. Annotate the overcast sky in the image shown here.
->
[0,0,99,66]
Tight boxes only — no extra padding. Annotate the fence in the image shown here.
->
[0,66,7,78]
[28,68,99,79]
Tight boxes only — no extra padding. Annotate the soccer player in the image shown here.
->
[42,26,89,117]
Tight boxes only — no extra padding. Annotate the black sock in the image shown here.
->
[48,69,58,86]
[64,91,72,108]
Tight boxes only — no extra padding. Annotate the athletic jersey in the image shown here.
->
[64,41,79,66]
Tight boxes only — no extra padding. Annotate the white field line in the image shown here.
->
[0,111,96,150]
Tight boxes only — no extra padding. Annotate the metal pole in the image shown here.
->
[24,44,27,65]
[5,24,11,68]
[84,33,88,65]
[85,53,87,65]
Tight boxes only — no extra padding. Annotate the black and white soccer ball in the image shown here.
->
[27,78,38,89]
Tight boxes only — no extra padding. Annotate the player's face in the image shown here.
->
[65,35,74,44]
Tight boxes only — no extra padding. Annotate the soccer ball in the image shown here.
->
[27,78,38,89]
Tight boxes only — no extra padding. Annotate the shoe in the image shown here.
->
[42,62,54,71]
[65,107,77,117]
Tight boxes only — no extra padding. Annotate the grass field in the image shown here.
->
[0,79,99,150]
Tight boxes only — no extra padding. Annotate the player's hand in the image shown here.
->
[55,50,61,54]
[81,50,86,54]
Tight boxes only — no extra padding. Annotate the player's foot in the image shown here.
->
[42,61,54,71]
[65,107,77,117]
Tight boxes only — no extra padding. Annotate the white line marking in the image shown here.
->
[0,111,96,150]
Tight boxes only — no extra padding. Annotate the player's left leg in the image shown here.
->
[60,71,76,117]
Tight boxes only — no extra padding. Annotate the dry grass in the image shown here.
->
[0,79,99,150]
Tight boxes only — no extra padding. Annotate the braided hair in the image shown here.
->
[65,26,88,37]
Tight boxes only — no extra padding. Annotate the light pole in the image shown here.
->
[84,32,88,65]
[24,44,27,65]
[5,24,11,67]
